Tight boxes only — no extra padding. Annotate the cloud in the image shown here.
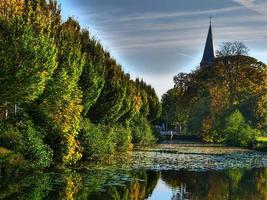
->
[99,6,243,23]
[104,21,267,52]
[232,0,267,14]
[61,0,267,97]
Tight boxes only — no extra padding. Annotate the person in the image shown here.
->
[170,131,173,143]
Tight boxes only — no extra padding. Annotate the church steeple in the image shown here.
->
[200,17,215,67]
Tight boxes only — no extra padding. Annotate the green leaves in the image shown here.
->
[0,17,58,104]
[0,0,161,167]
[224,110,259,147]
[79,32,106,116]
[165,53,267,143]
[38,18,85,165]
[0,116,53,169]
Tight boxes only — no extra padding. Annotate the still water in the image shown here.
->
[1,144,267,200]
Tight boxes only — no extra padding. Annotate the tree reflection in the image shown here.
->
[0,167,266,200]
[161,168,267,200]
[0,169,159,200]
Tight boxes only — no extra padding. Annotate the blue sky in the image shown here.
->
[60,0,267,97]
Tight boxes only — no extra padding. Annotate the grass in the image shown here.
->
[256,137,267,142]
[255,137,267,151]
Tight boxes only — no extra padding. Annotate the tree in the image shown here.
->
[136,79,161,122]
[38,18,85,165]
[0,0,24,20]
[79,31,106,116]
[216,41,249,57]
[224,110,259,147]
[0,5,57,105]
[146,86,162,122]
[161,88,187,131]
[118,79,142,124]
[0,0,161,168]
[88,55,127,123]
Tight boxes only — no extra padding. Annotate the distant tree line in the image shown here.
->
[0,0,161,170]
[162,42,267,147]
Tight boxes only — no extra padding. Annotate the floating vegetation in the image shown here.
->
[1,144,267,200]
[76,143,267,172]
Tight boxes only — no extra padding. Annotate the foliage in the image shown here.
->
[256,137,267,142]
[113,125,132,152]
[37,17,84,166]
[79,31,106,116]
[0,116,53,169]
[223,110,259,147]
[130,116,157,145]
[161,87,190,133]
[0,16,58,104]
[88,55,127,123]
[78,119,133,160]
[137,79,162,122]
[78,120,116,160]
[0,0,161,170]
[162,47,267,144]
[255,137,267,151]
[118,80,143,123]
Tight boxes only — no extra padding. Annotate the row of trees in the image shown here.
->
[162,42,267,146]
[0,0,161,169]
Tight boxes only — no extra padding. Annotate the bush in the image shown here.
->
[78,119,116,160]
[0,116,53,170]
[113,125,132,151]
[223,110,259,147]
[78,120,133,160]
[130,116,157,145]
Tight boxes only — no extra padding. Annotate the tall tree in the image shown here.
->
[88,55,127,123]
[79,31,106,116]
[0,1,58,105]
[38,18,85,165]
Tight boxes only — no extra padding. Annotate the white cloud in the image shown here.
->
[232,0,267,14]
[100,6,243,23]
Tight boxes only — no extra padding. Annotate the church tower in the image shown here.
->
[200,17,215,68]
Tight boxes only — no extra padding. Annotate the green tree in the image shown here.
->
[88,54,127,123]
[0,16,57,105]
[224,110,259,147]
[79,30,106,116]
[38,18,85,165]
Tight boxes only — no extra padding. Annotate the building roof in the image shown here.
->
[200,21,215,67]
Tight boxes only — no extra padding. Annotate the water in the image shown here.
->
[1,143,267,200]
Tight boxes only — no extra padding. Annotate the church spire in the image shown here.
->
[200,17,215,67]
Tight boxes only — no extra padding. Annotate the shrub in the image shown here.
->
[130,116,157,145]
[0,116,53,170]
[79,119,134,160]
[78,119,116,160]
[224,110,259,147]
[113,125,132,151]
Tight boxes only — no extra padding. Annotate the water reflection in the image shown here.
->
[157,168,267,200]
[0,167,267,200]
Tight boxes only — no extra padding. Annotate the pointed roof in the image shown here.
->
[200,19,215,67]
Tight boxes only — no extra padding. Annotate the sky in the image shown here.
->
[60,0,267,98]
